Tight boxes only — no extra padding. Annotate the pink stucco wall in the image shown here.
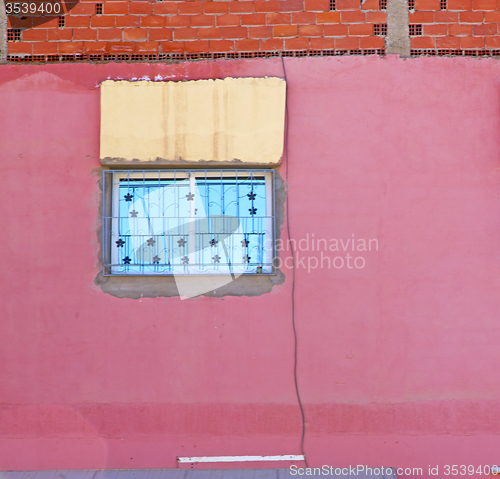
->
[2,56,500,474]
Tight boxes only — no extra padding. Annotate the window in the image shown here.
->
[103,170,275,276]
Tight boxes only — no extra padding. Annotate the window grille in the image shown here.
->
[103,170,276,276]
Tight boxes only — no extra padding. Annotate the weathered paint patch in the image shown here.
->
[100,77,286,165]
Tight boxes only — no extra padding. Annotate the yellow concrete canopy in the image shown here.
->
[100,77,286,165]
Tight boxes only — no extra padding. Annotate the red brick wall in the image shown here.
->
[7,0,500,61]
[410,0,500,54]
[7,0,387,61]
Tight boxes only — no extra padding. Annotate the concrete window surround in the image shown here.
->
[94,167,286,299]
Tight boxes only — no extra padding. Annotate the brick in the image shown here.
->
[448,23,473,34]
[154,2,178,14]
[22,29,47,41]
[304,0,329,10]
[324,23,349,35]
[261,38,284,49]
[291,12,316,23]
[436,36,461,47]
[229,1,254,13]
[459,11,483,21]
[129,2,154,14]
[8,42,33,54]
[337,0,361,8]
[209,39,235,51]
[362,0,380,10]
[423,24,448,34]
[141,16,165,27]
[299,24,323,35]
[248,25,273,37]
[174,27,199,40]
[234,38,260,49]
[273,24,298,36]
[123,28,148,40]
[349,23,374,34]
[446,0,471,8]
[33,42,59,54]
[223,26,248,38]
[205,2,229,13]
[165,15,191,27]
[116,15,141,27]
[485,11,500,22]
[104,2,128,14]
[341,11,366,21]
[42,18,59,29]
[285,36,310,48]
[59,41,84,52]
[461,36,485,47]
[148,28,174,40]
[410,36,435,47]
[73,28,98,40]
[474,23,497,34]
[83,41,108,53]
[135,41,159,52]
[191,14,216,26]
[255,0,280,11]
[266,13,291,24]
[366,11,388,22]
[177,1,203,14]
[335,36,360,48]
[360,35,385,47]
[415,0,441,9]
[409,11,434,22]
[434,11,459,21]
[91,15,116,27]
[98,28,123,40]
[472,0,497,9]
[217,14,241,26]
[159,40,184,52]
[8,16,33,29]
[199,27,223,39]
[184,39,210,51]
[280,0,304,11]
[109,41,134,52]
[70,3,96,15]
[48,29,73,41]
[65,16,90,27]
[317,11,341,22]
[310,37,335,48]
[485,36,500,47]
[241,13,267,24]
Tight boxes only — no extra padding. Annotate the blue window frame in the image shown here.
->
[103,169,275,276]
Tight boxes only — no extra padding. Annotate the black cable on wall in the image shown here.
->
[281,56,308,468]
